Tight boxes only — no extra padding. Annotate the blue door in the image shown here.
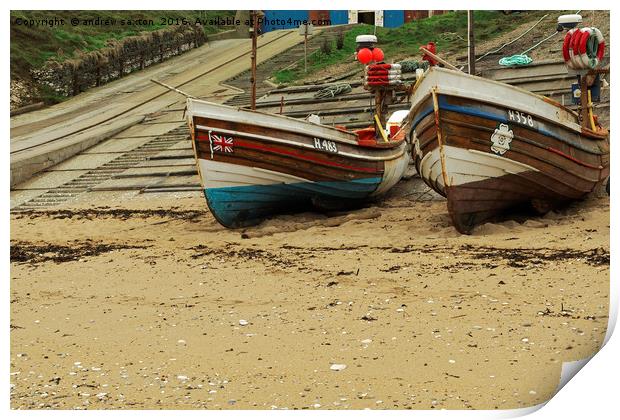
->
[329,10,349,25]
[262,10,310,32]
[383,10,404,28]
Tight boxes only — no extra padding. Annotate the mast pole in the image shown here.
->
[250,10,258,110]
[467,10,475,75]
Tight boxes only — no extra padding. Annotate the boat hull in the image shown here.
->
[188,99,409,228]
[408,68,609,233]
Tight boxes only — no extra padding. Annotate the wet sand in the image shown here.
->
[10,178,609,409]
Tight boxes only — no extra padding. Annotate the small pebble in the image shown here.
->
[330,364,347,371]
[239,320,249,326]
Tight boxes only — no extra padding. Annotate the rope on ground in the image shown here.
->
[313,83,352,99]
[476,13,549,63]
[521,30,559,55]
[498,29,559,66]
[499,54,533,66]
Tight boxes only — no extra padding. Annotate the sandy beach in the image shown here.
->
[10,177,609,409]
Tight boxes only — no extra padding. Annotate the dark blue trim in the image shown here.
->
[410,94,601,155]
[205,177,382,228]
[410,106,434,132]
[436,95,565,144]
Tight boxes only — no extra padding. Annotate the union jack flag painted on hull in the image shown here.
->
[210,132,234,154]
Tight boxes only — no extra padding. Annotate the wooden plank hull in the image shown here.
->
[408,68,609,234]
[187,99,409,228]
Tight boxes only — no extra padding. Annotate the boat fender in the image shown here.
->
[574,27,593,69]
[364,80,404,86]
[365,69,402,76]
[365,74,402,81]
[569,28,585,69]
[564,27,605,69]
[562,28,577,63]
[366,63,401,71]
[591,27,606,67]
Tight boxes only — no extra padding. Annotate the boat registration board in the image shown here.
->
[313,138,339,153]
[506,109,537,129]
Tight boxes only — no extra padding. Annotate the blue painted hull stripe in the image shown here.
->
[410,94,579,147]
[410,106,434,133]
[205,177,383,227]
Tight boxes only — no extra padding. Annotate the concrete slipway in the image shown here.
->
[10,28,318,188]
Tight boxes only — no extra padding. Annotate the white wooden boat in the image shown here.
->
[405,67,609,233]
[186,99,409,228]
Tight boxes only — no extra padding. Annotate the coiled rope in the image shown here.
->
[313,83,352,99]
[498,54,533,66]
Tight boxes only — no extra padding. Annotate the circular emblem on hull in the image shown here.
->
[490,123,514,155]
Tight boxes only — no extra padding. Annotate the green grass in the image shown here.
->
[10,10,235,80]
[274,25,371,84]
[273,10,548,84]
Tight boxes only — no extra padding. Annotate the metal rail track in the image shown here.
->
[12,126,192,211]
[11,31,294,156]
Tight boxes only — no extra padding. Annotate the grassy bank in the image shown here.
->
[273,10,547,84]
[10,10,235,82]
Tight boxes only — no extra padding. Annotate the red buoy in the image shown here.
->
[372,48,384,62]
[357,48,373,64]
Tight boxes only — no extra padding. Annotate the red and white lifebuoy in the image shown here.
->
[562,28,576,63]
[574,27,592,69]
[563,27,605,70]
[591,27,606,67]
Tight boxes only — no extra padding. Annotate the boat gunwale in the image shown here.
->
[408,92,607,158]
[188,98,406,147]
[193,124,408,163]
[406,67,608,141]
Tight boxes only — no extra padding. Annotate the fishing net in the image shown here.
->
[397,60,430,73]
